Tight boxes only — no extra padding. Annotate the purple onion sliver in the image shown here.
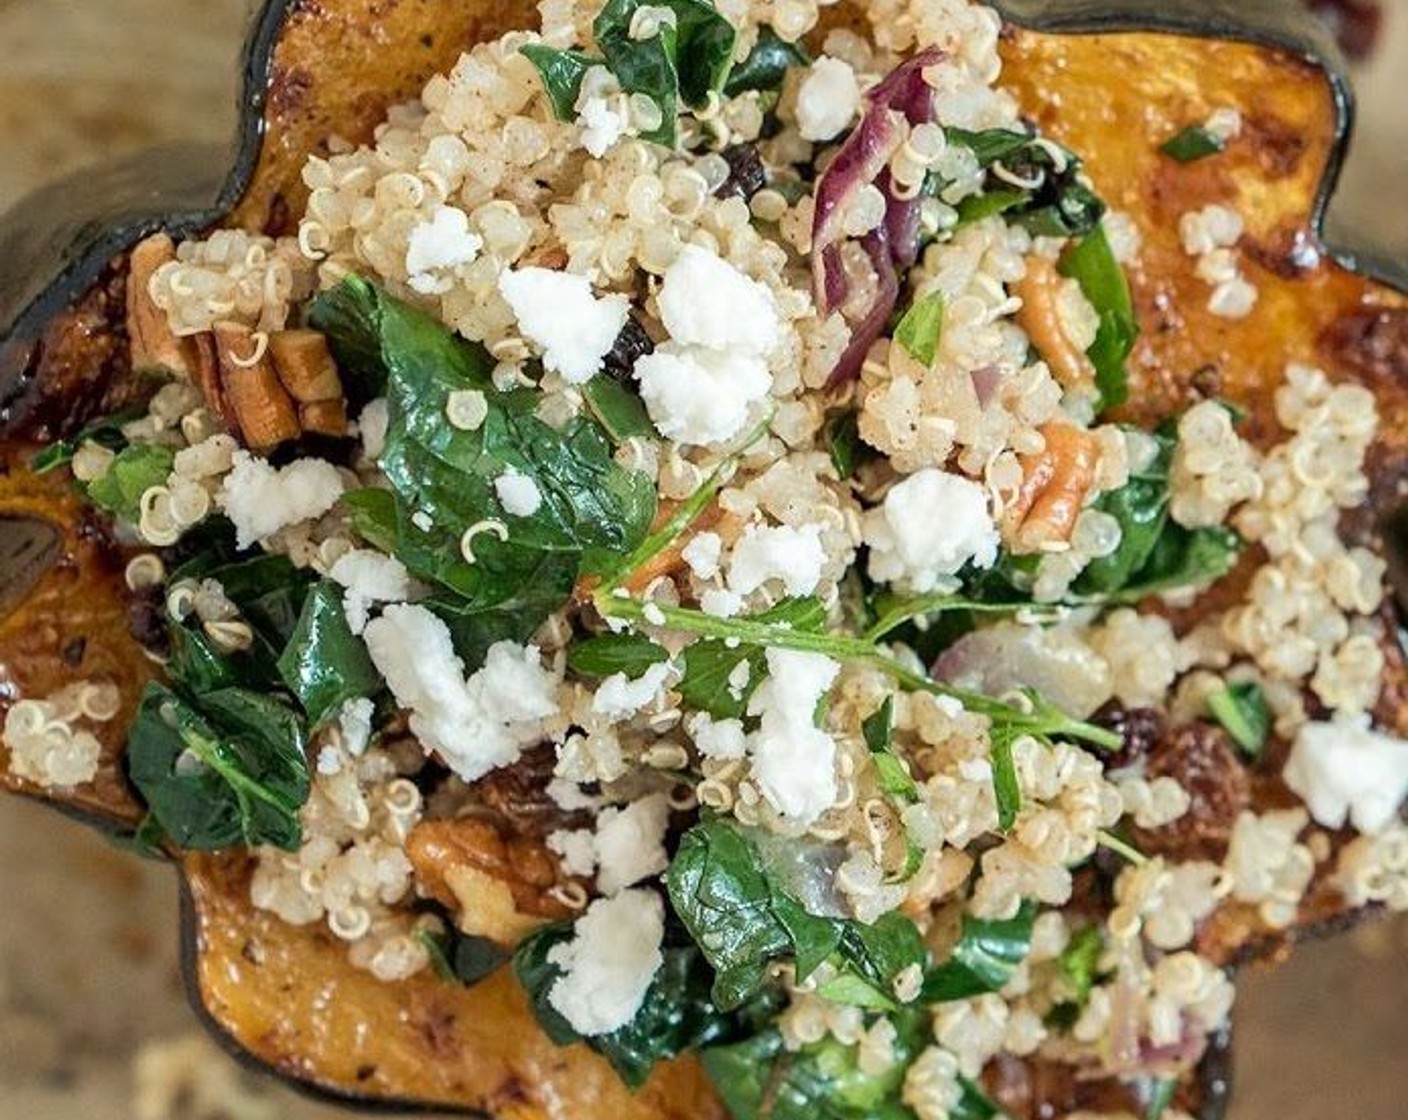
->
[824,227,900,390]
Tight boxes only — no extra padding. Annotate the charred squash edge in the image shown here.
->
[0,1,1405,1117]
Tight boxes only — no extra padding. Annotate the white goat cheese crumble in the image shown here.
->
[219,451,345,549]
[363,604,559,781]
[405,205,483,295]
[592,660,673,720]
[634,344,771,446]
[864,469,999,593]
[329,549,412,634]
[688,712,747,761]
[579,96,629,157]
[796,56,862,142]
[657,244,781,357]
[595,793,672,895]
[497,267,630,384]
[681,531,723,580]
[728,522,827,598]
[746,649,841,826]
[495,468,544,517]
[547,889,665,1036]
[1284,719,1408,836]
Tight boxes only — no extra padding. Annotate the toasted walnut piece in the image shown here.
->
[1014,256,1097,390]
[405,817,574,943]
[300,398,348,437]
[269,329,344,403]
[1003,422,1101,550]
[127,234,212,380]
[213,321,300,450]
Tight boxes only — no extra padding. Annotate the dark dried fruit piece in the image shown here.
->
[716,144,767,202]
[602,316,655,380]
[1092,702,1167,772]
[1132,721,1251,862]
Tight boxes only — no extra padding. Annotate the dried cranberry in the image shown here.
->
[127,586,169,658]
[716,144,767,202]
[1132,721,1251,862]
[602,316,654,380]
[1091,702,1165,772]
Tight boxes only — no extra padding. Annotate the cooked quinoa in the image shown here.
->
[7,0,1408,1117]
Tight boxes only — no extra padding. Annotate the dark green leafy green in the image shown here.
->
[30,410,142,474]
[277,581,381,725]
[823,411,872,480]
[1160,125,1225,163]
[420,927,511,987]
[921,901,1035,1003]
[944,127,1106,239]
[521,0,737,148]
[567,632,670,678]
[862,698,918,803]
[722,27,811,96]
[310,277,655,665]
[516,927,766,1089]
[990,726,1022,832]
[127,683,310,851]
[1058,924,1103,1007]
[582,376,656,443]
[519,45,598,120]
[667,818,926,1011]
[1208,680,1270,759]
[1058,226,1137,410]
[893,292,945,366]
[678,598,827,718]
[83,443,175,524]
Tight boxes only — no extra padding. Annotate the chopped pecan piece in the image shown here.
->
[268,329,344,402]
[1014,256,1096,390]
[213,321,300,450]
[1003,421,1101,549]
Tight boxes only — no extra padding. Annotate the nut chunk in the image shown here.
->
[213,321,300,451]
[1003,422,1101,550]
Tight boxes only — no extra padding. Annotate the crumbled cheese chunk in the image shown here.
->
[358,398,389,460]
[547,889,664,1035]
[337,697,376,756]
[681,531,723,580]
[594,793,671,895]
[728,522,827,598]
[657,245,781,357]
[864,469,998,593]
[701,588,744,618]
[363,604,559,781]
[593,660,672,720]
[635,343,772,446]
[548,777,602,811]
[498,267,630,384]
[688,712,747,760]
[578,95,629,157]
[495,468,543,517]
[1205,107,1243,142]
[1178,204,1244,257]
[547,828,598,878]
[219,451,345,549]
[1284,718,1408,835]
[405,205,483,295]
[746,649,840,826]
[329,549,412,634]
[795,56,862,142]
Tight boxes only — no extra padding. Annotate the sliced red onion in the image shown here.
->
[970,364,1002,407]
[825,227,899,389]
[812,48,945,385]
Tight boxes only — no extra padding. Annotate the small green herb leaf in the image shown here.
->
[921,901,1036,1003]
[1160,125,1226,163]
[893,292,945,366]
[1208,679,1270,759]
[419,927,511,987]
[1059,225,1137,410]
[128,683,310,851]
[519,45,599,120]
[31,410,142,475]
[990,726,1022,832]
[823,410,865,480]
[723,27,810,96]
[277,581,382,725]
[1058,924,1104,1007]
[1146,1077,1178,1120]
[567,632,670,678]
[863,698,919,803]
[678,597,827,718]
[84,443,176,525]
[582,376,656,444]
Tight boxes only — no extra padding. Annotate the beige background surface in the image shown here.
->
[1,2,1407,1118]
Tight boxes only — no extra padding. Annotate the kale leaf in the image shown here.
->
[127,682,310,851]
[83,443,176,525]
[277,580,382,725]
[515,924,770,1089]
[666,818,926,1012]
[945,126,1106,239]
[920,901,1036,1003]
[1058,225,1137,410]
[1207,679,1270,759]
[722,27,811,97]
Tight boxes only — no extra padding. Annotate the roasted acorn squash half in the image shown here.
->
[2,1,1406,1118]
